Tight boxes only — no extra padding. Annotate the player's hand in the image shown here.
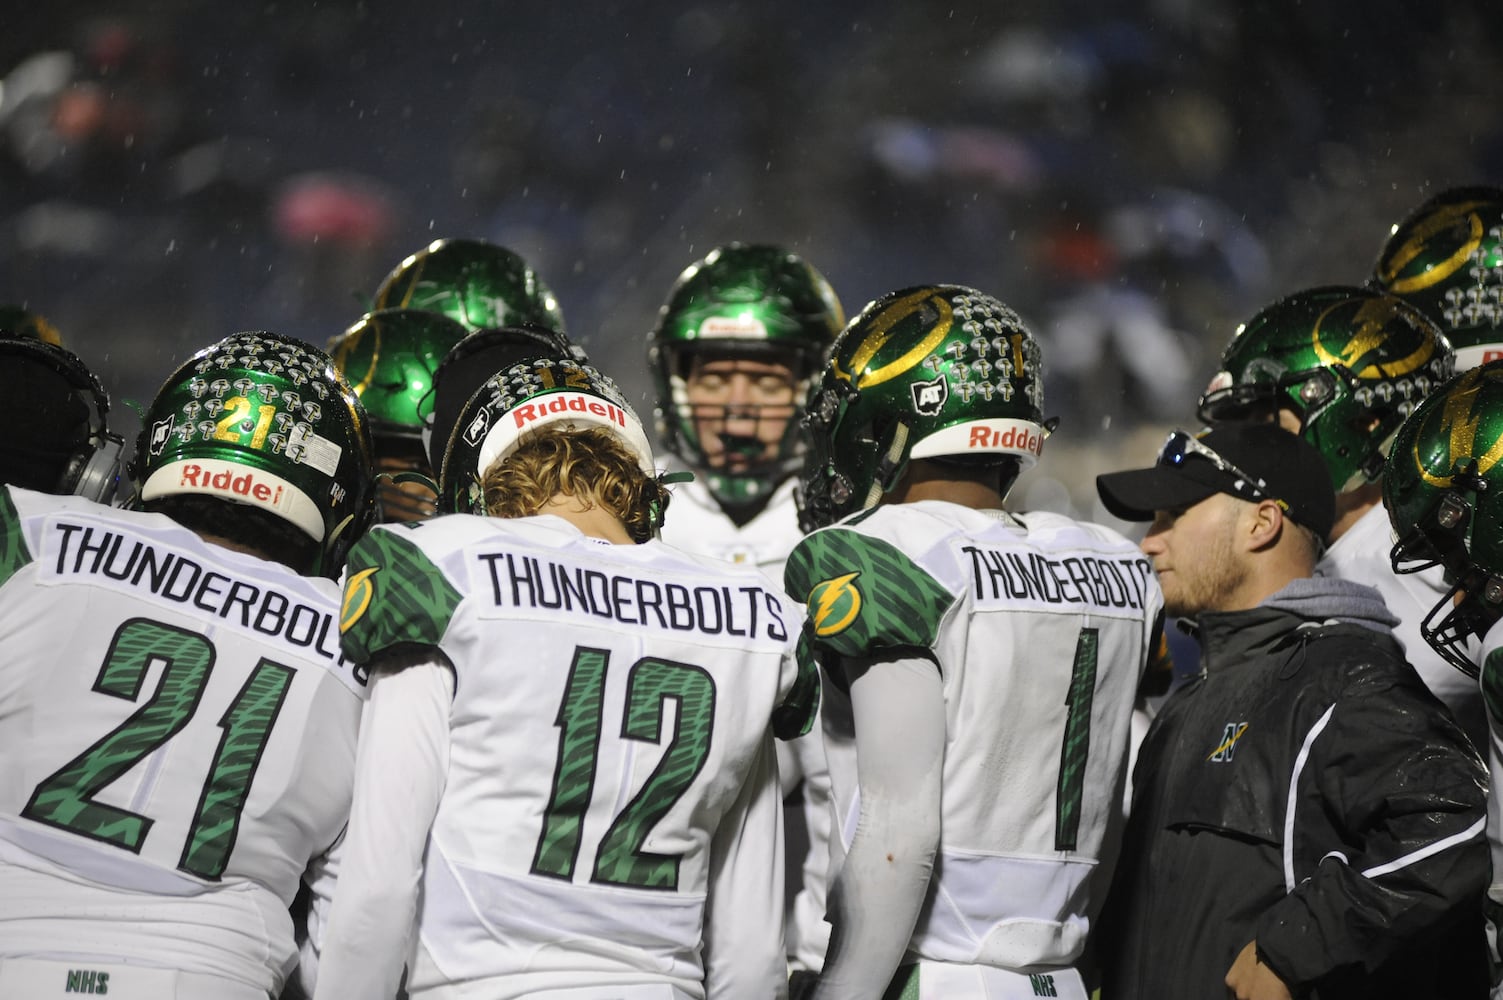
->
[1225,940,1292,1000]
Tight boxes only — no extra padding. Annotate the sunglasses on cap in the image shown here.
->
[1157,430,1271,504]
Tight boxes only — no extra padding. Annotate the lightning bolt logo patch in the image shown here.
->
[808,571,863,637]
[340,566,380,634]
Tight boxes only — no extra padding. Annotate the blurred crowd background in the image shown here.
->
[2,1,1500,523]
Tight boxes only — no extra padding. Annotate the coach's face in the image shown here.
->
[1140,491,1245,618]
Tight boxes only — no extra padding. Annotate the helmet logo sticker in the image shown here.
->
[809,571,862,637]
[463,406,490,446]
[910,373,948,416]
[699,314,769,340]
[1417,366,1503,487]
[287,424,343,476]
[149,417,175,457]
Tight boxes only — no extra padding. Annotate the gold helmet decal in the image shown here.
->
[1379,199,1489,295]
[1416,365,1503,488]
[834,289,953,390]
[1311,295,1439,378]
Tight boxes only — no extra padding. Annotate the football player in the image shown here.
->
[0,332,376,999]
[0,333,122,501]
[647,243,844,975]
[316,357,816,1000]
[785,285,1164,999]
[1384,359,1503,998]
[1371,185,1503,371]
[373,237,567,333]
[327,307,470,522]
[1195,285,1478,742]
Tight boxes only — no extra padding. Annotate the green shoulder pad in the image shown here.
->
[784,527,955,659]
[0,489,33,590]
[339,526,463,663]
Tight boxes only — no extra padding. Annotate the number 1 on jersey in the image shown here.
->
[1055,627,1098,851]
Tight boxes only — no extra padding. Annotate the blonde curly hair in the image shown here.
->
[481,425,668,542]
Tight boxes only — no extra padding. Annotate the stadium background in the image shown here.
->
[2,1,1500,524]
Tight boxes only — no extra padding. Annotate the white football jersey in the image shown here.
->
[659,467,806,570]
[660,468,835,971]
[0,487,365,996]
[337,513,815,996]
[785,502,1164,969]
[1318,504,1486,747]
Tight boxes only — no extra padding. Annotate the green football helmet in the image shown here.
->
[647,243,844,508]
[326,308,470,523]
[0,305,64,345]
[1198,285,1454,493]
[797,284,1048,532]
[438,355,656,520]
[327,308,470,441]
[1371,185,1503,370]
[372,238,566,333]
[131,331,377,576]
[1384,361,1503,676]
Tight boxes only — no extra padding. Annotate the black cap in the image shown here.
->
[1096,424,1336,539]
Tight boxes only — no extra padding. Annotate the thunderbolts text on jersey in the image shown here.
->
[477,549,790,640]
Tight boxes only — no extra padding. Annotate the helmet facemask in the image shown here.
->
[663,342,817,509]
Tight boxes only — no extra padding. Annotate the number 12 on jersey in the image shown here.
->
[531,646,716,892]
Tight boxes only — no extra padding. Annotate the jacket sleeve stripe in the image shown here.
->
[1285,704,1336,892]
[1360,817,1486,880]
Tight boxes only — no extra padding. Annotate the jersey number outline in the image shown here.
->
[21,617,294,880]
[1054,627,1099,851]
[531,646,716,890]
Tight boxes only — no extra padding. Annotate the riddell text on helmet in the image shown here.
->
[511,394,628,429]
[178,463,286,505]
[969,424,1043,455]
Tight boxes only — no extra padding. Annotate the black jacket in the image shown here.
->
[1097,577,1489,999]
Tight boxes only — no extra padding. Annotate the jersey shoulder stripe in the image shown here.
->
[786,517,956,659]
[340,523,464,663]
